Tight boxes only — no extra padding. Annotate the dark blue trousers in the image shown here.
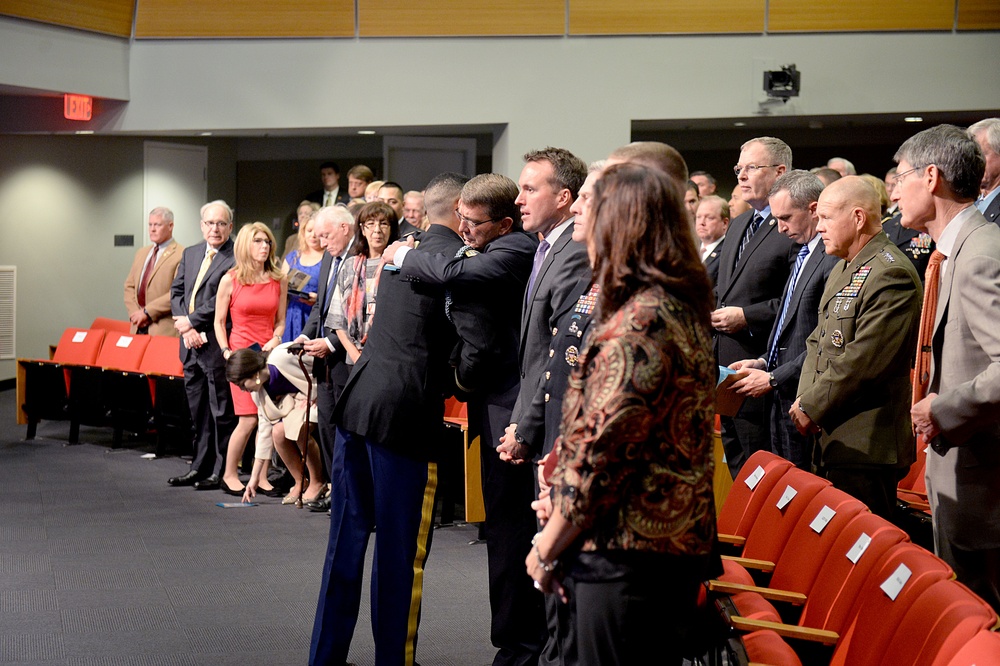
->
[309,426,438,666]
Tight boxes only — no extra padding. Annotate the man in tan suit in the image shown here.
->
[896,124,1000,612]
[123,207,182,335]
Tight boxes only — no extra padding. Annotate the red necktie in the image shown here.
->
[137,245,159,308]
[913,249,945,410]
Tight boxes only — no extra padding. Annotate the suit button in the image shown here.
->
[552,327,558,336]
[549,349,555,358]
[545,371,550,380]
[821,330,825,336]
[544,393,550,403]
[577,331,582,338]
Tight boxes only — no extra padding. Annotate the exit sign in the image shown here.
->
[64,94,93,121]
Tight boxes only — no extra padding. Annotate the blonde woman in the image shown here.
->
[282,213,324,342]
[214,222,288,496]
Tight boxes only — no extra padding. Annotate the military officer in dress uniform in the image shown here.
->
[790,177,922,518]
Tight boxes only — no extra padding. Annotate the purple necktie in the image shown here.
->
[526,239,550,301]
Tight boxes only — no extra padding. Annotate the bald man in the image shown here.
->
[791,176,922,518]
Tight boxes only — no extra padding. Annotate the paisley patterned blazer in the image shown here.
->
[550,286,717,555]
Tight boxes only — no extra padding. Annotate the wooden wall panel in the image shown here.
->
[569,0,764,35]
[768,0,954,32]
[358,0,563,37]
[958,0,1000,30]
[0,0,134,37]
[134,0,354,38]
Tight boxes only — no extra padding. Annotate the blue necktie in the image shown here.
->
[767,243,810,369]
[736,212,764,267]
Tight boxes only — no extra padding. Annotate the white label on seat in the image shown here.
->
[809,505,837,534]
[776,485,797,510]
[72,331,87,343]
[880,563,912,601]
[745,465,766,490]
[846,533,872,563]
[116,336,133,348]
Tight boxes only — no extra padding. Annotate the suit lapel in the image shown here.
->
[934,213,988,334]
[148,241,178,280]
[728,214,776,289]
[716,211,752,299]
[786,247,824,317]
[522,230,569,324]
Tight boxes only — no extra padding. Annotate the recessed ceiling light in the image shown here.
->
[200,132,212,136]
[357,130,376,135]
[733,122,746,127]
[904,116,923,123]
[75,130,94,135]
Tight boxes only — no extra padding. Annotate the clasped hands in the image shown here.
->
[497,423,531,464]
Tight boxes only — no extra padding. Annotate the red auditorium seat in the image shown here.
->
[717,449,794,548]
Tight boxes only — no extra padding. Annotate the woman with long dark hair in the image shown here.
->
[525,163,719,665]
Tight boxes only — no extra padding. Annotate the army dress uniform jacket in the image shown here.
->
[797,231,922,469]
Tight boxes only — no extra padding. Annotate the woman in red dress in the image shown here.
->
[214,222,288,496]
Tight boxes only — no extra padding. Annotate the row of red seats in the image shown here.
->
[708,450,1000,666]
[17,317,190,451]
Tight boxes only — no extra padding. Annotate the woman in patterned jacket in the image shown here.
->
[526,163,720,665]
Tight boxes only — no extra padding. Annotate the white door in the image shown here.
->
[143,141,208,247]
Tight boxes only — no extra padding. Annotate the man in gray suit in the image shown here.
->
[969,118,1000,226]
[729,171,838,470]
[495,146,589,666]
[897,124,1000,612]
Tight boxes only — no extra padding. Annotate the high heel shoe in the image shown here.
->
[281,493,301,506]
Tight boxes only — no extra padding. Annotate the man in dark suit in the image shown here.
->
[970,118,1000,226]
[307,161,351,207]
[729,171,838,470]
[166,200,237,490]
[498,149,589,475]
[695,195,729,288]
[792,177,922,518]
[309,173,466,666]
[378,181,422,237]
[293,205,356,510]
[897,124,1000,612]
[713,137,799,478]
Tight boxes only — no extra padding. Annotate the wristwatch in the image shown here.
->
[768,372,778,389]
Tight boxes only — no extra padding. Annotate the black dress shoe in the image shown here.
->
[256,486,283,498]
[193,474,220,490]
[306,496,331,512]
[168,470,200,487]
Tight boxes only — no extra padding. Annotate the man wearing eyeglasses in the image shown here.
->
[713,137,799,478]
[167,200,237,490]
[897,124,1000,613]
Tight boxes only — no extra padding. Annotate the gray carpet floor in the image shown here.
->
[0,388,495,665]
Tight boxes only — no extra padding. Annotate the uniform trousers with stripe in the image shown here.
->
[309,426,438,666]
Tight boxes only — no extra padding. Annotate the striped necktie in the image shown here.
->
[767,243,810,369]
[736,212,764,266]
